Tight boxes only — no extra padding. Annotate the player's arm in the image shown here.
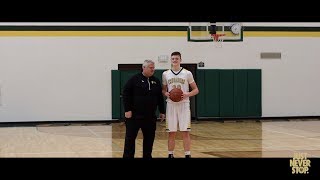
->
[162,84,169,98]
[183,71,199,99]
[162,72,170,98]
[182,82,199,99]
[188,82,199,97]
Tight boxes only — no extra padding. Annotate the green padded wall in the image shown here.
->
[219,70,234,117]
[234,70,248,117]
[247,70,262,117]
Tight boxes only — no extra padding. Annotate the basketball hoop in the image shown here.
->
[211,33,225,48]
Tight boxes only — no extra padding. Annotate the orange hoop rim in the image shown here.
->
[211,34,226,41]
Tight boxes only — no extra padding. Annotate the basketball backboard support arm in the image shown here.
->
[209,21,216,35]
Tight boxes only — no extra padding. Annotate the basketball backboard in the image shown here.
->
[187,22,243,42]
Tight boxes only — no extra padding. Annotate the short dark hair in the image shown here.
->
[171,51,181,58]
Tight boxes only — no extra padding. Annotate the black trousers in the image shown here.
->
[123,118,157,158]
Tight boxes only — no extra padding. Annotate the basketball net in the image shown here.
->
[211,34,225,48]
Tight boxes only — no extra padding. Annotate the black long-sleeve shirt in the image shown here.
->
[122,73,165,119]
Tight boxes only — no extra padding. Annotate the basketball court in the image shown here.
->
[0,119,319,158]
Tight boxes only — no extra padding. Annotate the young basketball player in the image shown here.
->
[162,51,199,158]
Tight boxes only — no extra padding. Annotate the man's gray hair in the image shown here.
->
[142,59,155,68]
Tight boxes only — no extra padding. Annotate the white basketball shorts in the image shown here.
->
[165,102,191,132]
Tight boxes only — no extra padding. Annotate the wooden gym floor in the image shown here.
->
[0,119,319,158]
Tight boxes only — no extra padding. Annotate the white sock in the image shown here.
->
[168,151,174,155]
[185,151,191,155]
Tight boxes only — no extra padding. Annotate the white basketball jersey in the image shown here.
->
[162,67,195,103]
